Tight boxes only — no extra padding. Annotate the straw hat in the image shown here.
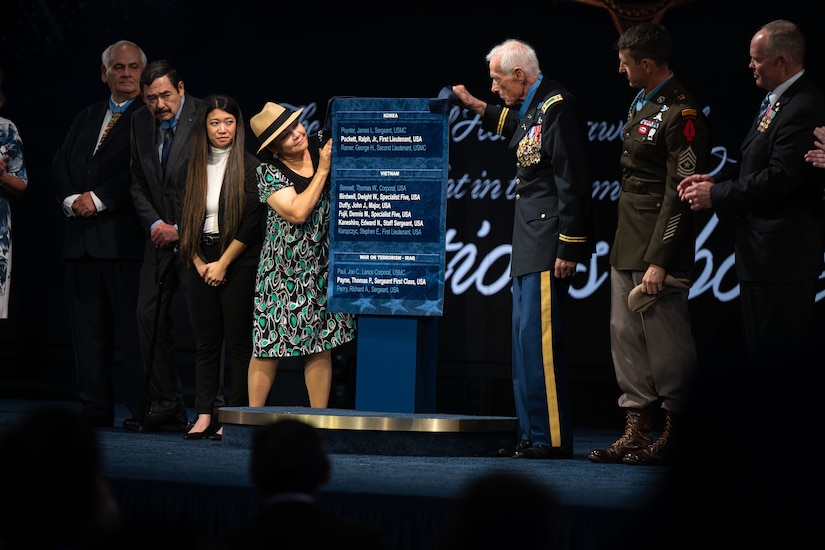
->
[250,102,303,154]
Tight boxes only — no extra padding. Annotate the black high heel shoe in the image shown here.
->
[208,425,223,441]
[183,422,218,440]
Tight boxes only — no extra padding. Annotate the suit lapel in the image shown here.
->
[510,80,551,147]
[163,96,198,178]
[628,83,672,128]
[511,110,535,146]
[93,98,142,156]
[85,102,110,157]
[743,80,799,148]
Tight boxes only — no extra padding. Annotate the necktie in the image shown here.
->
[95,99,127,153]
[160,119,177,171]
[757,95,771,122]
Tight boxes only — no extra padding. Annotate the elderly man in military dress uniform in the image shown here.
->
[453,38,594,459]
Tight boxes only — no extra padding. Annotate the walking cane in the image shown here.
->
[137,244,176,430]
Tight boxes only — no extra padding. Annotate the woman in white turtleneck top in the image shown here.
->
[178,95,263,440]
[203,144,230,235]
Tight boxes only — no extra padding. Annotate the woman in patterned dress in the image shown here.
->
[247,102,356,407]
[0,68,28,320]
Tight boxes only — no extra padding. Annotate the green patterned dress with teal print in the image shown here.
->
[251,145,356,357]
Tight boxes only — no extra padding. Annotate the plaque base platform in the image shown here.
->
[218,406,517,457]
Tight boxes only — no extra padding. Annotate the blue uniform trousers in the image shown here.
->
[511,270,572,450]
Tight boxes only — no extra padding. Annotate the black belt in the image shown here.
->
[200,233,221,245]
[621,178,664,194]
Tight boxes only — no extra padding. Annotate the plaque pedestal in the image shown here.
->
[355,315,437,413]
[328,97,448,415]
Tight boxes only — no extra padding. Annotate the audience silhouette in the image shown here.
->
[0,406,121,549]
[437,471,562,550]
[221,418,389,549]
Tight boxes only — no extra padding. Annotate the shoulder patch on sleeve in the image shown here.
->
[541,94,564,113]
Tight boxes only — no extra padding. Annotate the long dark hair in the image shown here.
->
[179,94,247,264]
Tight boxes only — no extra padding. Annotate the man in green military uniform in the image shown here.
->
[589,22,710,466]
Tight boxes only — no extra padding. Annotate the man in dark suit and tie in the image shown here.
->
[674,22,824,547]
[678,19,825,370]
[125,60,201,432]
[51,40,148,428]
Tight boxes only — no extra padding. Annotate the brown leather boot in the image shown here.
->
[588,408,652,463]
[623,410,675,466]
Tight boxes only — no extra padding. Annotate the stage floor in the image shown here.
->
[0,398,669,550]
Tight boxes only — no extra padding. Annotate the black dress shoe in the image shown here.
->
[123,417,145,432]
[125,410,188,433]
[513,445,573,459]
[496,440,532,457]
[208,432,222,442]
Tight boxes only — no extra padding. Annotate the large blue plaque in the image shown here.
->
[327,97,449,412]
[328,97,448,316]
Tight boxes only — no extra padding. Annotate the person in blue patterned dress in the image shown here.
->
[0,68,28,320]
[247,102,356,408]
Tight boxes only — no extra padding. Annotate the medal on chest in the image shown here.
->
[757,102,780,133]
[517,119,543,167]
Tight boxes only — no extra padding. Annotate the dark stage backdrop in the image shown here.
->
[1,1,822,420]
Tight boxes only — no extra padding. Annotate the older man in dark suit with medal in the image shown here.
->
[52,40,148,428]
[679,20,825,371]
[676,21,824,544]
[126,60,201,432]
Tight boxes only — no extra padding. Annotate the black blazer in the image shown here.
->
[710,73,825,282]
[51,97,145,260]
[129,94,201,257]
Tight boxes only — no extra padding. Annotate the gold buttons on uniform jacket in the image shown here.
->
[540,213,546,219]
[516,194,521,200]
